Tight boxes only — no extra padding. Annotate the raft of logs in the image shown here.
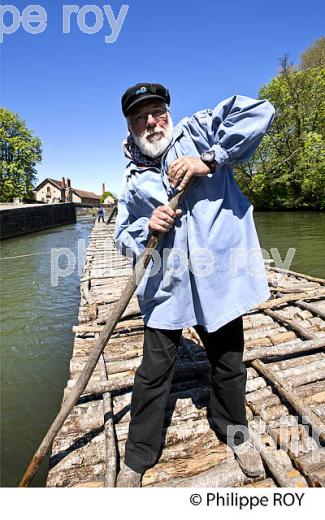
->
[46,218,325,488]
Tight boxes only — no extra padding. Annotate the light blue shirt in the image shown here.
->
[114,94,275,332]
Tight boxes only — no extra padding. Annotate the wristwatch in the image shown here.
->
[200,150,218,173]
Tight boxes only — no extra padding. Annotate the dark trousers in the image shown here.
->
[97,215,104,222]
[124,316,248,474]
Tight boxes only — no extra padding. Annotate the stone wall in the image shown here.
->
[0,203,76,239]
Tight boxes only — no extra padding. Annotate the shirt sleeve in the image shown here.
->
[114,178,151,259]
[189,94,275,168]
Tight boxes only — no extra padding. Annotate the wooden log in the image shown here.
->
[86,302,98,322]
[165,407,208,427]
[269,331,298,345]
[304,465,325,487]
[105,356,142,375]
[55,400,104,436]
[267,420,319,458]
[242,478,276,487]
[268,266,325,285]
[294,448,325,474]
[144,461,253,487]
[48,433,106,485]
[310,404,325,419]
[97,354,117,488]
[251,359,325,443]
[270,284,319,294]
[113,386,210,425]
[71,481,104,488]
[249,395,281,415]
[74,358,212,393]
[242,314,274,330]
[285,366,325,388]
[243,336,325,362]
[246,377,267,393]
[268,352,325,372]
[257,289,325,310]
[305,391,325,405]
[249,430,308,487]
[295,380,325,398]
[102,392,116,487]
[247,367,259,379]
[48,462,106,488]
[244,323,282,342]
[276,359,325,380]
[263,308,316,340]
[142,444,233,486]
[246,386,274,403]
[115,417,211,445]
[259,404,289,422]
[295,300,325,320]
[118,428,220,464]
[245,337,273,349]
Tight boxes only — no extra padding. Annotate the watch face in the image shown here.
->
[201,151,215,161]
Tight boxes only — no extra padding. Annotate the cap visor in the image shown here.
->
[125,94,167,116]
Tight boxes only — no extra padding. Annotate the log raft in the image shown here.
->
[46,220,325,488]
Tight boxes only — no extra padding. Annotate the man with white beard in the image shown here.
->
[114,83,275,487]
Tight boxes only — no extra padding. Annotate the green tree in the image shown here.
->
[299,37,325,70]
[234,56,325,209]
[0,108,42,202]
[100,190,117,203]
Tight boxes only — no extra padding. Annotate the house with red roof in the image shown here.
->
[33,178,101,207]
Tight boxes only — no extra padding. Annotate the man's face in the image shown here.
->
[128,100,174,159]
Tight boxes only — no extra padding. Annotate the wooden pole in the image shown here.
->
[268,266,325,286]
[18,180,193,487]
[106,203,117,225]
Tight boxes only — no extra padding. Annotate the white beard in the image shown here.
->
[131,114,174,159]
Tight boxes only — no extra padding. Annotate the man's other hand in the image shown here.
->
[168,156,210,191]
[149,205,182,233]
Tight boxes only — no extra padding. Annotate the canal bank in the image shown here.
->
[0,203,76,240]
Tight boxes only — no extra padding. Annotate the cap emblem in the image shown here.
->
[135,86,147,95]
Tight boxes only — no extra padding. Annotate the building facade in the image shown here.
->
[34,178,101,207]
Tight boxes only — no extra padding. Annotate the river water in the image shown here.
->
[0,212,324,486]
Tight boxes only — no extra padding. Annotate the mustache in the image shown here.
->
[145,128,165,137]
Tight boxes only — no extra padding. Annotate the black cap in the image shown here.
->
[121,83,170,117]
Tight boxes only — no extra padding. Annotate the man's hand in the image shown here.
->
[149,205,182,233]
[168,156,211,191]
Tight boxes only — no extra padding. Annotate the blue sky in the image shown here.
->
[1,0,324,196]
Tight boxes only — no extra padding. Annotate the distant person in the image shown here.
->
[97,206,105,223]
[114,82,275,487]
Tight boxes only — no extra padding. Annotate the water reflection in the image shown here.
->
[0,217,94,487]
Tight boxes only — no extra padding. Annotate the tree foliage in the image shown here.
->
[299,37,325,70]
[0,108,42,202]
[100,190,117,203]
[234,45,325,210]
